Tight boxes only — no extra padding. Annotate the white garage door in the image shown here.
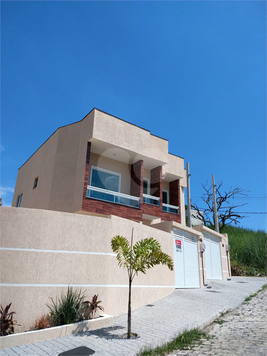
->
[204,232,222,280]
[173,229,200,288]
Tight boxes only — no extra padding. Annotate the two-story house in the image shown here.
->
[12,108,187,225]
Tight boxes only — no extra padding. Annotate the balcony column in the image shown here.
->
[151,166,162,209]
[83,142,91,200]
[169,179,180,212]
[130,160,144,208]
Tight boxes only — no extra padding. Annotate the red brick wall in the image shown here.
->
[130,160,143,198]
[169,179,180,207]
[82,148,181,223]
[150,166,162,201]
[82,198,143,221]
[82,142,91,203]
[141,201,181,224]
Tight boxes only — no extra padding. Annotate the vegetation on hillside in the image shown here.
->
[223,225,266,276]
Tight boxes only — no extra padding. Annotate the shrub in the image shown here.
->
[83,294,104,319]
[47,287,85,326]
[224,226,266,276]
[0,303,19,336]
[34,314,51,330]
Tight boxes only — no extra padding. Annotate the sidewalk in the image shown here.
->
[1,277,266,356]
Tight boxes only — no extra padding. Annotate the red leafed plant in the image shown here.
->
[84,295,104,319]
[0,303,19,336]
[34,314,51,330]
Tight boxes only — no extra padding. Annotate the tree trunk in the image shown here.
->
[127,278,132,339]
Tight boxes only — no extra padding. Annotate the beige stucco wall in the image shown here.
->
[11,114,94,214]
[93,110,169,164]
[12,130,59,210]
[12,109,186,216]
[89,153,131,195]
[0,207,174,332]
[193,225,230,280]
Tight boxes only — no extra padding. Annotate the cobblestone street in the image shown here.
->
[169,286,267,356]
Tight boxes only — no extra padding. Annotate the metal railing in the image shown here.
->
[87,185,140,209]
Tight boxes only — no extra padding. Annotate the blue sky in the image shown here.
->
[1,1,266,231]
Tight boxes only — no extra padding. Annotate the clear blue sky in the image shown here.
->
[1,1,266,231]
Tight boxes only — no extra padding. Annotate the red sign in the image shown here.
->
[175,239,181,246]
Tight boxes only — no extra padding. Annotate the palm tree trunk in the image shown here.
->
[127,278,132,339]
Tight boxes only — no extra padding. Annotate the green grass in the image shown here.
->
[136,329,208,356]
[222,226,266,276]
[243,284,267,304]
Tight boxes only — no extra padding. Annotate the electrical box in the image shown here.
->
[200,242,205,252]
[226,244,230,252]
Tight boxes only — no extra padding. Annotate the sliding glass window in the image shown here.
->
[90,167,120,192]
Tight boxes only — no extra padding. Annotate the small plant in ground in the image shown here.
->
[243,285,266,304]
[47,286,85,326]
[215,319,224,325]
[257,284,267,293]
[111,230,173,339]
[83,295,104,319]
[34,314,51,330]
[0,303,19,336]
[220,309,230,317]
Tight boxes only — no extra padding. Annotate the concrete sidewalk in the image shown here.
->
[1,277,266,356]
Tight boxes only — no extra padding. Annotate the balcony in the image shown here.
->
[162,203,179,215]
[87,185,179,215]
[87,185,140,209]
[143,194,160,206]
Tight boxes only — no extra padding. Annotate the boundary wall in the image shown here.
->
[0,207,229,333]
[0,207,175,332]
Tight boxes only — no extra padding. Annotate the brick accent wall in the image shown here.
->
[82,148,181,223]
[82,198,143,221]
[150,166,162,201]
[142,203,181,224]
[169,179,180,206]
[82,153,143,221]
[130,160,144,198]
[82,142,91,202]
[169,179,181,222]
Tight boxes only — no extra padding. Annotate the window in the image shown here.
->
[33,177,38,189]
[90,167,120,192]
[143,178,150,194]
[16,193,23,207]
[162,190,169,204]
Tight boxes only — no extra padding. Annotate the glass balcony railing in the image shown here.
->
[143,194,160,206]
[87,185,140,209]
[162,203,179,215]
[87,186,178,214]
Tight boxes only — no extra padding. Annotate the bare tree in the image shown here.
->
[191,183,247,232]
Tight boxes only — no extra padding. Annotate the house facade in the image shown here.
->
[12,108,186,225]
[3,108,230,333]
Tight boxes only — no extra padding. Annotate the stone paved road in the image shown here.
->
[168,287,267,356]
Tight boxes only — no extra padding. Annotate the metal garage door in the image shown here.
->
[204,233,222,280]
[173,229,200,288]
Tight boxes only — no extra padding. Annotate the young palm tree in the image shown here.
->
[111,229,174,338]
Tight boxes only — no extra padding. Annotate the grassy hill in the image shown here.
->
[222,225,266,276]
